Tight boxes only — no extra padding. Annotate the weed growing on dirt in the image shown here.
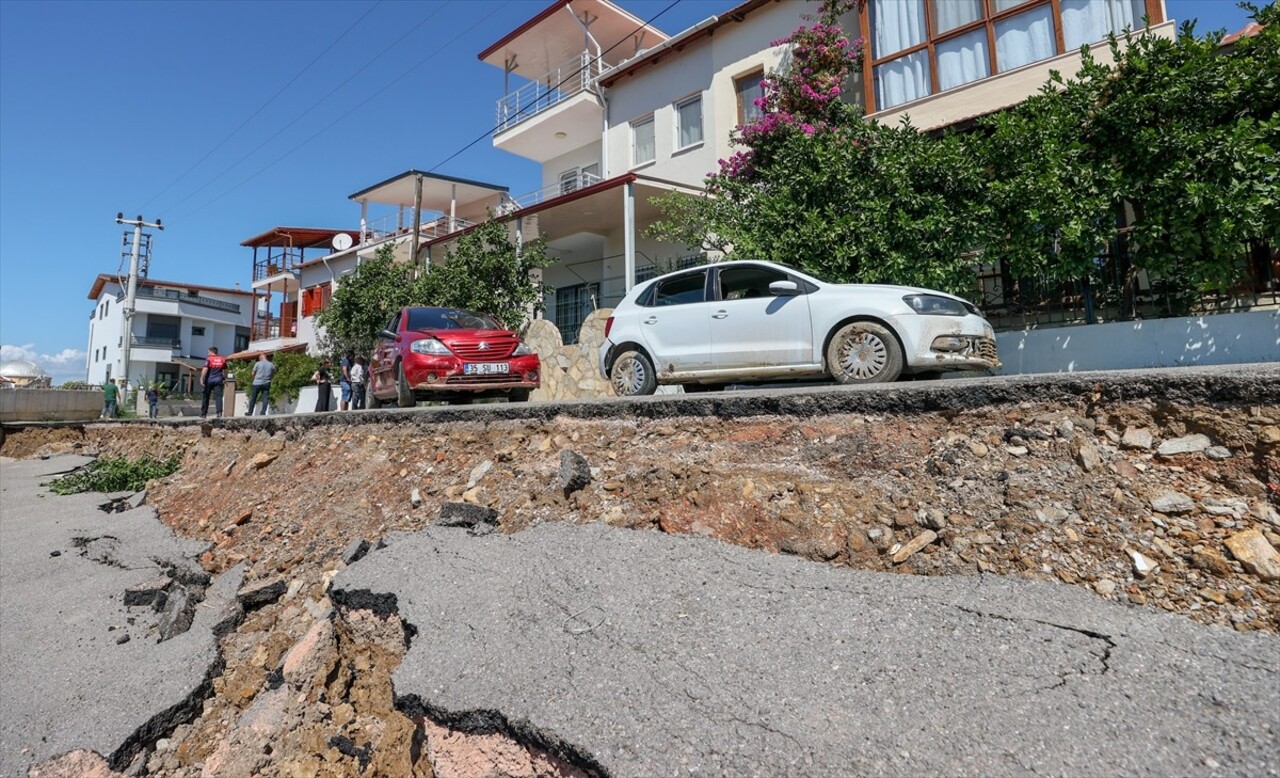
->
[43,455,181,495]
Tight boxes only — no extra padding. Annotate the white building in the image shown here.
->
[86,274,254,392]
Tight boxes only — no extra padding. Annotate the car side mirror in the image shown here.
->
[378,330,396,340]
[769,280,800,296]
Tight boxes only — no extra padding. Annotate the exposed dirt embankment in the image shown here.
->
[5,372,1279,777]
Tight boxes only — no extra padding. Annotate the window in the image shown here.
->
[559,164,599,195]
[675,94,703,149]
[234,329,250,353]
[718,265,789,300]
[301,285,331,317]
[552,283,598,345]
[735,70,765,125]
[191,326,205,336]
[866,0,1150,111]
[632,116,655,166]
[653,271,707,307]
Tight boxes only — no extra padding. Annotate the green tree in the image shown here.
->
[315,243,416,356]
[227,350,319,406]
[413,217,551,329]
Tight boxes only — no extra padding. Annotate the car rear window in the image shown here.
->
[405,308,500,331]
[652,271,707,306]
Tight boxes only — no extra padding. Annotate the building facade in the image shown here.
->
[85,274,253,391]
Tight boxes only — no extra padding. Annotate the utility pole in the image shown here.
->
[115,213,163,392]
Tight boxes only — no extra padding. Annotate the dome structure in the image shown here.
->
[0,360,51,387]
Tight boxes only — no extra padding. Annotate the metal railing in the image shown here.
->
[495,52,608,134]
[249,319,296,342]
[361,211,479,245]
[512,172,603,210]
[132,336,181,349]
[118,286,242,314]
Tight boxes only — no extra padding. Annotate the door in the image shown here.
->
[710,264,814,370]
[637,270,712,373]
[370,311,401,394]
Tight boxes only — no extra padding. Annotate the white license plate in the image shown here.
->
[464,362,510,375]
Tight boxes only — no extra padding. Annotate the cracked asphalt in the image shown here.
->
[0,455,243,775]
[335,521,1280,777]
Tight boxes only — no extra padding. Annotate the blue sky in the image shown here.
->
[0,0,1256,383]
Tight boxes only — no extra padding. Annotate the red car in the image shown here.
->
[368,307,540,406]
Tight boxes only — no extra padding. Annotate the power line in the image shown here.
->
[140,0,383,210]
[426,0,682,174]
[168,2,513,225]
[158,1,453,216]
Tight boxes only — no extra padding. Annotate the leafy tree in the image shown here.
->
[413,217,551,329]
[227,350,319,406]
[315,243,416,356]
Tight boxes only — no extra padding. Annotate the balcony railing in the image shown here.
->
[362,212,478,245]
[512,172,603,210]
[250,319,296,342]
[119,286,242,314]
[132,335,181,349]
[495,52,608,134]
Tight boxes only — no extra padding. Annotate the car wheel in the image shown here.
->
[367,381,383,409]
[509,389,531,403]
[610,350,657,396]
[395,362,415,408]
[826,322,904,384]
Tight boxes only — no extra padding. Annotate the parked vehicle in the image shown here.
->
[599,260,1000,395]
[368,307,540,406]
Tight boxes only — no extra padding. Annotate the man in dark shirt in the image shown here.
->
[200,346,227,418]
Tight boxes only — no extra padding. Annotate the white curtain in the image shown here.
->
[1061,0,1142,50]
[937,27,990,90]
[873,0,926,58]
[932,0,983,34]
[876,49,931,109]
[995,4,1056,73]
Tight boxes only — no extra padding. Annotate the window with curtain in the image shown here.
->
[735,70,765,125]
[675,95,704,149]
[866,0,1156,111]
[632,116,655,166]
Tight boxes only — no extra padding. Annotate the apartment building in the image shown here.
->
[85,274,253,391]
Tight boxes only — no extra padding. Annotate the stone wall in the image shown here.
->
[525,309,616,402]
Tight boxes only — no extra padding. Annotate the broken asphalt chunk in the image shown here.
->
[341,538,371,566]
[236,577,287,609]
[559,449,592,495]
[123,576,172,608]
[438,502,499,529]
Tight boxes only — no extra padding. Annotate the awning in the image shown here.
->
[226,343,309,362]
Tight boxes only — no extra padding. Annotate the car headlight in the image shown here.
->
[512,342,533,356]
[410,338,452,355]
[903,294,968,316]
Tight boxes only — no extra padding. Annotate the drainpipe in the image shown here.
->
[623,181,636,292]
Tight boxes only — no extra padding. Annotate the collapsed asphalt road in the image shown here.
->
[335,521,1280,777]
[0,456,243,776]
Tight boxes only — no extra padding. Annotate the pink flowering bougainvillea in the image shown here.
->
[711,0,865,184]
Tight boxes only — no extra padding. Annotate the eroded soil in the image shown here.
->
[5,392,1279,777]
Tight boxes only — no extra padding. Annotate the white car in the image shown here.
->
[599,260,1000,395]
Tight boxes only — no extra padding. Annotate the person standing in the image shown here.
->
[199,346,227,418]
[312,359,333,412]
[101,378,119,419]
[246,353,276,417]
[146,385,159,420]
[350,355,367,410]
[339,349,354,411]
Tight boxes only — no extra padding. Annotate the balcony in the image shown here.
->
[250,318,296,342]
[493,52,607,163]
[118,286,241,314]
[132,335,181,349]
[511,172,603,209]
[361,212,478,246]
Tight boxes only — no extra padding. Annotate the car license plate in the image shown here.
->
[464,362,510,375]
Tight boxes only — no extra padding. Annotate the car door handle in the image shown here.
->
[643,317,658,325]
[712,310,728,319]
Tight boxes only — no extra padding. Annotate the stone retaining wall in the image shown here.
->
[0,388,102,422]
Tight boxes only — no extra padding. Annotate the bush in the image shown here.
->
[227,351,319,406]
[43,455,181,495]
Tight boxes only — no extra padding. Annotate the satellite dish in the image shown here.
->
[332,233,353,251]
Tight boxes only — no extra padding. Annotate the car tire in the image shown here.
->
[395,362,415,408]
[609,350,658,396]
[367,382,383,409]
[826,322,904,384]
[509,389,531,403]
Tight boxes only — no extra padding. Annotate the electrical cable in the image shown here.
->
[168,1,512,225]
[140,1,383,210]
[157,1,453,216]
[426,0,682,174]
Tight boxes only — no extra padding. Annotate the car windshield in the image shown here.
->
[405,308,501,331]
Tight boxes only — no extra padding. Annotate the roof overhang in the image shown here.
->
[87,273,255,300]
[348,171,508,209]
[479,0,669,78]
[240,227,358,249]
[226,343,308,362]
